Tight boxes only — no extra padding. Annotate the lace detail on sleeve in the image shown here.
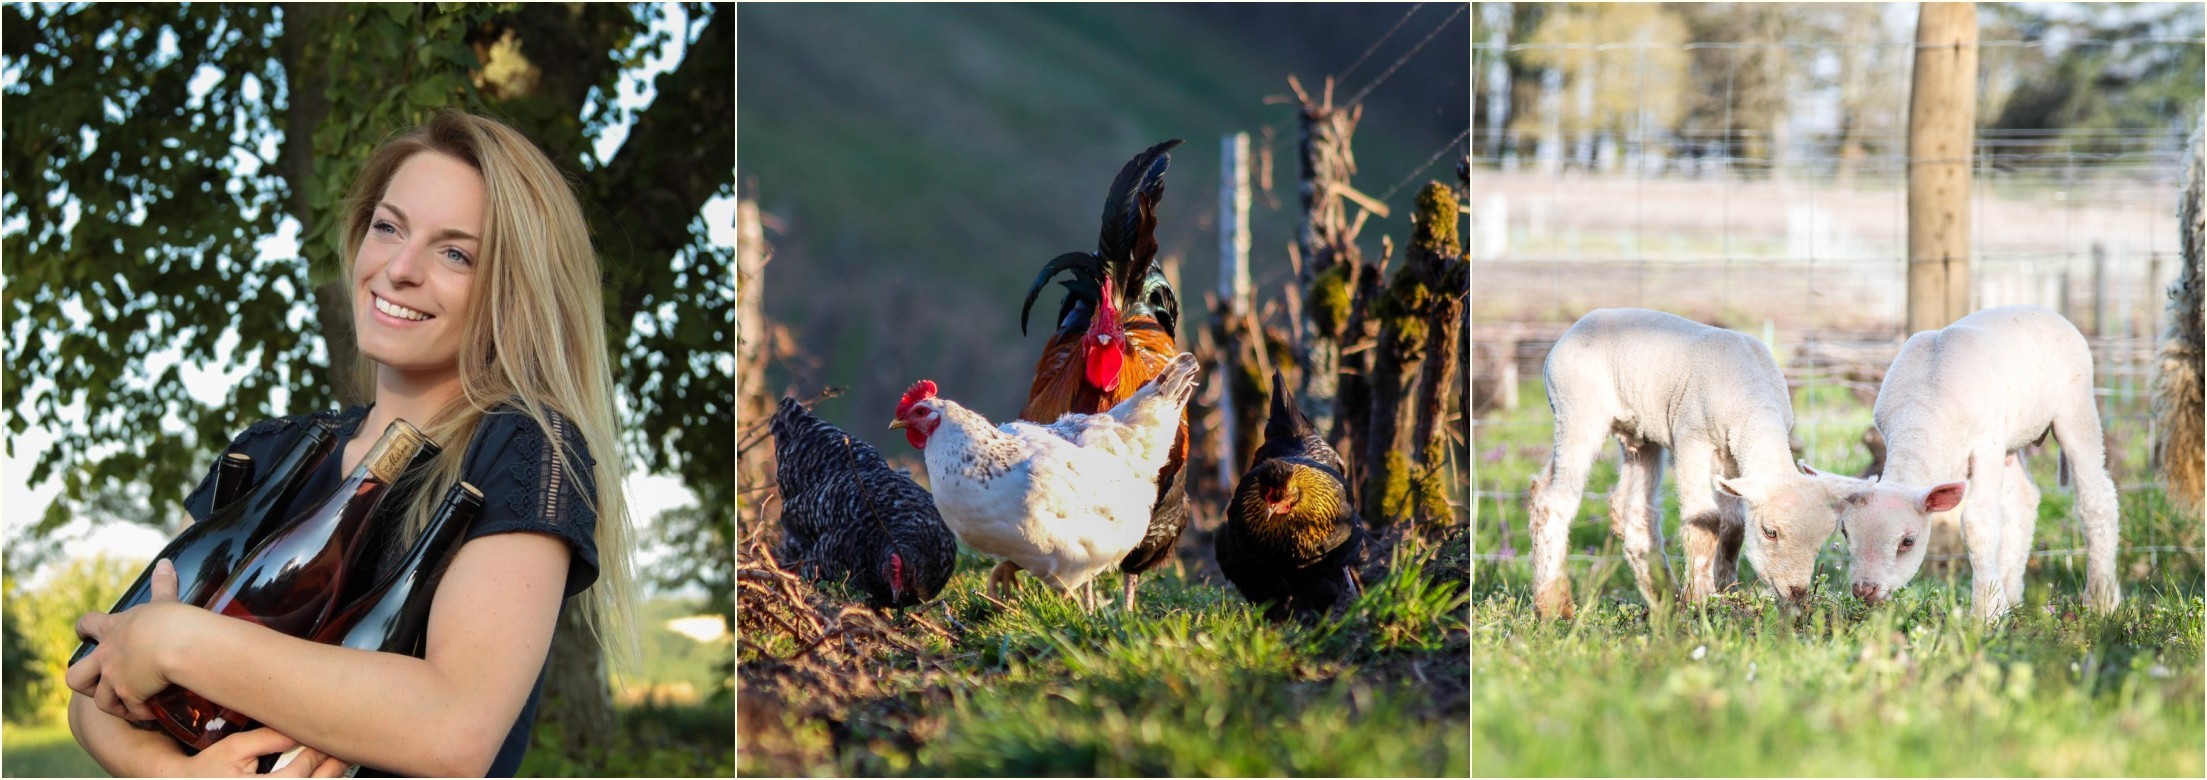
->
[468,406,602,597]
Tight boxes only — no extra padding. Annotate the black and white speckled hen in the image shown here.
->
[770,397,956,608]
[1216,371,1367,620]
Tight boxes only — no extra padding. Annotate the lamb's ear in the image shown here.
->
[1796,460,1822,477]
[1715,475,1766,504]
[1921,481,1968,513]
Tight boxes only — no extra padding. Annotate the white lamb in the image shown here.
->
[1528,308,1863,618]
[1838,305,2119,620]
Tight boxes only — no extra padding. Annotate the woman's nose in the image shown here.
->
[383,244,426,285]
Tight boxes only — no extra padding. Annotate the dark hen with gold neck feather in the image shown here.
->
[1012,139,1190,610]
[1217,371,1366,620]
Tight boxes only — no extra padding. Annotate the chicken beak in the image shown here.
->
[888,419,908,430]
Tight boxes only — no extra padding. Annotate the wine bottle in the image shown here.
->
[210,453,255,512]
[70,421,339,667]
[318,481,483,655]
[255,482,482,776]
[148,419,438,751]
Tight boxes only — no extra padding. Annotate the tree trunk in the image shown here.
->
[540,599,617,754]
[278,3,367,408]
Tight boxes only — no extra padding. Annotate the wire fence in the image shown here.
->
[1469,26,2203,569]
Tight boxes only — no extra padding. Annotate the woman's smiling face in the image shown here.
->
[353,150,484,376]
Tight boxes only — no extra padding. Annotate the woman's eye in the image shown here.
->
[371,220,398,236]
[441,247,473,266]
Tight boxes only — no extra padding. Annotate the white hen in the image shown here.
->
[891,353,1201,611]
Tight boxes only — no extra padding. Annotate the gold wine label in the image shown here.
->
[360,419,430,482]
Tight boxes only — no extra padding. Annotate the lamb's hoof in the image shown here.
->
[2086,580,2121,613]
[1533,579,1576,620]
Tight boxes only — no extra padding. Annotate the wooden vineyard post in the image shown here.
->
[1906,2,1978,334]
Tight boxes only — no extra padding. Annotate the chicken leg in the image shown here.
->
[988,560,1023,600]
[1122,573,1140,612]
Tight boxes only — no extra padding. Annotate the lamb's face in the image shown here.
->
[1720,468,1861,608]
[1837,480,1967,604]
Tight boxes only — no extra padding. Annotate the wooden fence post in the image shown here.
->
[1218,133,1252,486]
[1906,2,1978,334]
[736,190,775,535]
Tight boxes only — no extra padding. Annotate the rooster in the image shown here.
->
[892,353,1201,612]
[771,397,956,608]
[1016,139,1190,610]
[1216,371,1366,621]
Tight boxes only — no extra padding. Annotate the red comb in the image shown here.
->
[897,380,938,417]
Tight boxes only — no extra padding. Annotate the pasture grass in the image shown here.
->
[1471,376,2206,777]
[739,534,1470,777]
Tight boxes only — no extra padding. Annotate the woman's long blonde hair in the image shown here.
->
[336,110,636,666]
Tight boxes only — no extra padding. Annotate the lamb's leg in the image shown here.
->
[1715,459,1747,594]
[2054,405,2122,612]
[2001,454,2041,608]
[1529,418,1608,619]
[1963,448,2012,620]
[1610,438,1672,608]
[1673,441,1726,601]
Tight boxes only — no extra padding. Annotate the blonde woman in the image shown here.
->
[65,111,637,777]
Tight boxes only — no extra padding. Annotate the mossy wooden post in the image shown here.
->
[1362,183,1465,527]
[1905,2,1977,334]
[2153,118,2204,519]
[1288,75,1365,454]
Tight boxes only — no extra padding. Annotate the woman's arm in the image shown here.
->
[70,692,347,778]
[79,533,570,777]
[70,692,183,776]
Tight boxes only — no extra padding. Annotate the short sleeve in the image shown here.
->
[458,406,602,598]
[181,409,353,523]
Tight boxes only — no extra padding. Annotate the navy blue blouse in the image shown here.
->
[180,403,601,777]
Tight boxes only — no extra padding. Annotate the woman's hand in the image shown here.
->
[65,559,191,722]
[176,727,349,778]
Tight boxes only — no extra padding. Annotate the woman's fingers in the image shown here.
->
[73,611,109,643]
[263,746,318,777]
[150,558,180,602]
[309,756,349,779]
[63,643,101,696]
[93,677,129,721]
[226,727,300,759]
[119,689,157,723]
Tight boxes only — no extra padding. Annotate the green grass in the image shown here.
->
[740,539,1470,776]
[1471,374,2206,776]
[2,722,105,777]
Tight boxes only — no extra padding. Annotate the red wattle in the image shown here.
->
[905,427,929,449]
[1085,344,1124,391]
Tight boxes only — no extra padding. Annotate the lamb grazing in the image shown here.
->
[1838,305,2120,620]
[893,353,1201,612]
[1528,308,1863,618]
[770,398,959,608]
[2153,115,2203,519]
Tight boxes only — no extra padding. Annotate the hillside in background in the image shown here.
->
[737,3,1468,447]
